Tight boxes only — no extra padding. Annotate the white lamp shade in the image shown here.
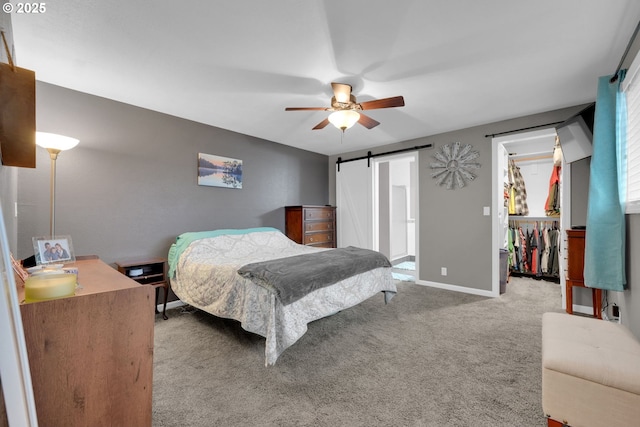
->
[328,110,360,130]
[36,132,79,151]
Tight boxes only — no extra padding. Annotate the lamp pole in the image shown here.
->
[46,148,61,237]
[36,132,79,238]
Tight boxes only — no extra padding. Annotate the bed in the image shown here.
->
[168,227,397,365]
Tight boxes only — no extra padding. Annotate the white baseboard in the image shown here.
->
[416,282,602,314]
[571,304,597,316]
[415,279,495,298]
[157,299,184,313]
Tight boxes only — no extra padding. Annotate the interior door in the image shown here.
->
[336,159,373,249]
[497,144,509,250]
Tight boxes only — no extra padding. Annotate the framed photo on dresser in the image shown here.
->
[32,235,75,265]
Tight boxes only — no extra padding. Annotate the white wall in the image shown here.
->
[513,158,554,217]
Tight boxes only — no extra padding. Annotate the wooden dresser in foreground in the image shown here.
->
[285,205,336,248]
[17,258,155,427]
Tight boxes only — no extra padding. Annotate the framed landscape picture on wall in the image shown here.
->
[198,153,243,189]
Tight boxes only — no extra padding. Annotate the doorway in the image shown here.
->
[374,154,417,281]
[336,152,419,281]
[491,128,569,305]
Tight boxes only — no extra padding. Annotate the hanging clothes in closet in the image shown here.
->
[545,137,563,217]
[508,159,529,215]
[530,222,539,275]
[508,220,560,281]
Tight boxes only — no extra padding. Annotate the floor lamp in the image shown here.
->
[35,132,79,237]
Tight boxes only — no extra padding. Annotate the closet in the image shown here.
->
[506,142,563,282]
[492,128,569,297]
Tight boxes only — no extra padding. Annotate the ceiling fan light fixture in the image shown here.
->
[328,110,360,131]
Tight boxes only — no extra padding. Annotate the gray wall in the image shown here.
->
[329,105,640,339]
[16,82,329,271]
[570,158,590,227]
[11,82,640,340]
[330,105,585,289]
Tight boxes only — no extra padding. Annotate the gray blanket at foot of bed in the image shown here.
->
[237,246,392,305]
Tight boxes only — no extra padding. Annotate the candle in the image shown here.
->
[24,273,76,302]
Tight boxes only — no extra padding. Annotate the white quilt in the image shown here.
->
[170,229,397,365]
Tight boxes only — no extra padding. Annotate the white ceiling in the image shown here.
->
[10,1,640,156]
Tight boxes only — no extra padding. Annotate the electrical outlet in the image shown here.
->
[612,305,620,318]
[441,267,447,276]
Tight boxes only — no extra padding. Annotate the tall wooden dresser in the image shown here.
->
[285,205,336,248]
[566,228,602,319]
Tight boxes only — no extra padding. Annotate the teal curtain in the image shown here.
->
[584,71,627,291]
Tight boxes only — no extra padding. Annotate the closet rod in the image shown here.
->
[509,219,559,223]
[610,20,640,83]
[336,143,432,171]
[484,121,563,139]
[510,150,553,158]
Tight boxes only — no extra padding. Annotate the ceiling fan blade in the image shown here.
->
[312,118,330,130]
[358,113,380,129]
[285,107,328,111]
[359,96,405,110]
[331,82,352,104]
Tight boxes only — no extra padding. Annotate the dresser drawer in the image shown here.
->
[305,221,334,233]
[285,205,336,248]
[304,208,334,221]
[303,232,334,245]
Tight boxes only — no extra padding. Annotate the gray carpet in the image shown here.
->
[152,277,562,427]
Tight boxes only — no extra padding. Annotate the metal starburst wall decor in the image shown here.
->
[430,142,481,189]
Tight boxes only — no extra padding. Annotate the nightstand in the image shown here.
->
[115,257,169,320]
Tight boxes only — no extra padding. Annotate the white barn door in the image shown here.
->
[336,159,374,249]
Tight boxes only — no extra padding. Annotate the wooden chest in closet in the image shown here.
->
[285,205,336,248]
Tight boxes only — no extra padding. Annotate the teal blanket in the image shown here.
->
[167,227,279,278]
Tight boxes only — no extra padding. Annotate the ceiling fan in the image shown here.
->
[285,82,405,131]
